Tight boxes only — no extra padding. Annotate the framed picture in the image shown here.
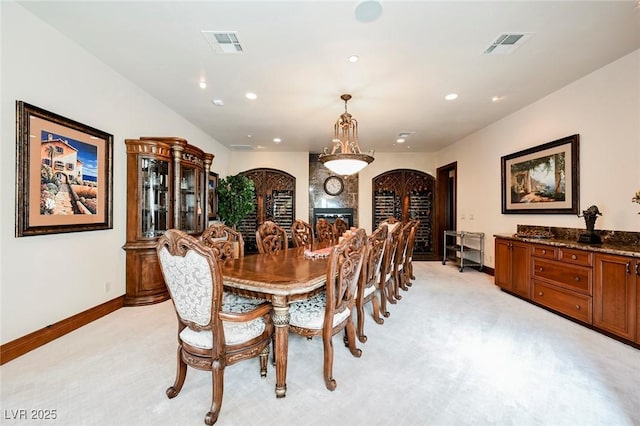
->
[501,134,579,214]
[207,171,218,221]
[15,101,114,236]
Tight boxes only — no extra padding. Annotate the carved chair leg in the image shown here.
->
[259,345,269,378]
[393,275,403,300]
[166,346,187,399]
[356,300,367,343]
[379,284,391,318]
[322,332,336,391]
[205,363,224,426]
[371,295,384,325]
[345,319,362,359]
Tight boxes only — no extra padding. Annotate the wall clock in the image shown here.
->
[323,176,344,196]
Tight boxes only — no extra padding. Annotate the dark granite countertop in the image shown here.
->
[494,225,640,258]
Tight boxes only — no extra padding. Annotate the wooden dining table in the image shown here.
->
[220,245,330,398]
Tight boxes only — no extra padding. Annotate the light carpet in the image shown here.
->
[1,262,639,426]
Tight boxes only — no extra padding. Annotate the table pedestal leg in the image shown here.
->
[272,298,290,398]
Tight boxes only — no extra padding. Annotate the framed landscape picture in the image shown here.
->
[15,101,114,236]
[501,134,579,214]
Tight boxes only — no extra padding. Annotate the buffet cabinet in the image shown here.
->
[495,237,640,346]
[123,137,214,306]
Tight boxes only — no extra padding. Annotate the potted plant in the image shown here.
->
[216,174,256,229]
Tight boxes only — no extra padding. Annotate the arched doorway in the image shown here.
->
[238,168,296,254]
[372,169,436,260]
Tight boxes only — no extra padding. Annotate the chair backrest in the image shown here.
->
[363,224,388,290]
[256,221,288,254]
[380,220,402,282]
[333,217,348,239]
[326,228,368,318]
[156,229,223,339]
[316,218,336,244]
[395,221,413,270]
[200,223,244,259]
[406,219,421,261]
[291,219,314,248]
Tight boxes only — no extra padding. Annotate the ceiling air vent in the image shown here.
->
[202,31,244,54]
[229,144,254,151]
[484,33,533,55]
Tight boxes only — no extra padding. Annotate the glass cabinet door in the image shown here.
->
[141,158,170,238]
[179,166,198,233]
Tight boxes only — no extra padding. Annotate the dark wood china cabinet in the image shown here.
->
[122,136,213,306]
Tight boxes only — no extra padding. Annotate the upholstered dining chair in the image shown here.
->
[156,229,274,426]
[256,221,288,254]
[288,228,368,391]
[316,218,337,244]
[291,219,314,248]
[333,217,348,240]
[200,223,244,260]
[355,224,388,343]
[378,219,402,314]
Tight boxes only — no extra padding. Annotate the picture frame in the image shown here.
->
[501,134,579,214]
[207,171,218,221]
[15,101,114,236]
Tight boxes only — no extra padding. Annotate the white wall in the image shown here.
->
[0,2,229,343]
[436,49,640,269]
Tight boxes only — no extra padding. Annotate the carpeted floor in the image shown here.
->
[2,262,639,426]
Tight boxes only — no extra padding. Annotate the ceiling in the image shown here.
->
[17,1,640,154]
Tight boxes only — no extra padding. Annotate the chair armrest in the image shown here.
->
[219,301,272,323]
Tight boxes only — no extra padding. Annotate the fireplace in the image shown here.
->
[313,208,354,231]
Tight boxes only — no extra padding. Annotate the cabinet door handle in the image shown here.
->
[574,276,580,282]
[571,254,577,260]
[626,261,631,275]
[636,262,639,276]
[542,249,546,254]
[538,267,543,272]
[575,305,581,310]
[538,291,544,296]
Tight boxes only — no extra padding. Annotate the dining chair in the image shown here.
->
[316,218,337,244]
[378,219,402,314]
[156,229,274,426]
[355,224,388,343]
[291,219,314,248]
[256,221,288,254]
[392,221,414,298]
[288,228,368,391]
[200,223,244,259]
[403,219,421,286]
[333,217,348,239]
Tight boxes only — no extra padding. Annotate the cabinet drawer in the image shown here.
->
[531,258,592,295]
[532,281,592,324]
[532,244,556,259]
[558,248,592,267]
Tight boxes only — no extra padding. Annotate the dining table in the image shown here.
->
[220,244,331,398]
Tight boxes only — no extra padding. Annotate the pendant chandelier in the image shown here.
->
[318,94,374,176]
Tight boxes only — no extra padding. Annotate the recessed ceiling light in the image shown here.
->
[273,138,282,143]
[491,96,504,102]
[247,134,252,138]
[245,92,257,100]
[445,93,458,101]
[212,99,224,106]
[354,1,383,23]
[255,145,265,149]
[396,138,405,144]
[199,81,207,89]
[348,55,359,63]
